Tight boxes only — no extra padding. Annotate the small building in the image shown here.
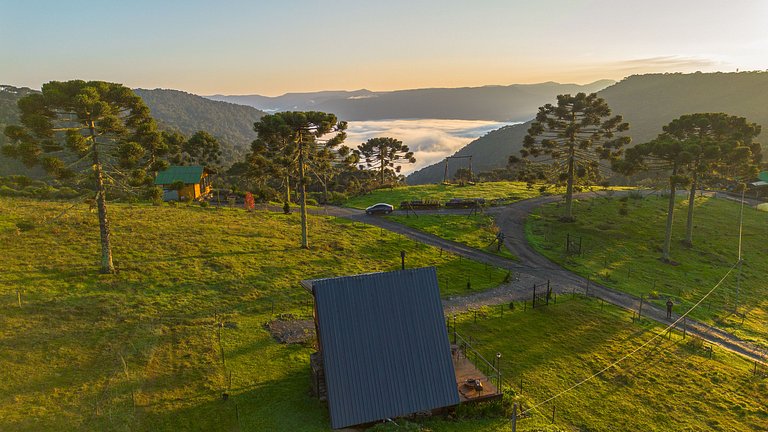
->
[154,165,213,201]
[302,267,500,430]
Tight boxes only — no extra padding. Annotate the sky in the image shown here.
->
[1,0,767,96]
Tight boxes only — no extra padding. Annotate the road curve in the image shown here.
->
[322,193,766,365]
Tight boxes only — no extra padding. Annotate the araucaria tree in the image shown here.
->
[661,114,761,246]
[2,80,169,273]
[250,111,347,249]
[615,113,761,262]
[354,137,415,187]
[521,93,630,221]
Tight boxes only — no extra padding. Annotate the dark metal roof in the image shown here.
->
[311,267,459,429]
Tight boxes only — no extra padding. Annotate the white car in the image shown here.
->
[365,203,394,215]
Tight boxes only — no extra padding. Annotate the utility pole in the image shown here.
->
[735,187,745,312]
[297,131,308,249]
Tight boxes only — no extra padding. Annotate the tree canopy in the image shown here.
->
[354,137,415,187]
[615,113,761,262]
[521,92,630,220]
[249,111,347,248]
[2,80,168,273]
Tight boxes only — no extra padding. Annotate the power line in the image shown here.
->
[522,261,738,414]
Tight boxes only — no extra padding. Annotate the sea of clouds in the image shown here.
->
[345,119,520,175]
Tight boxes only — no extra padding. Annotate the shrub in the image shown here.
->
[305,198,318,206]
[199,201,209,208]
[15,219,36,232]
[628,190,644,200]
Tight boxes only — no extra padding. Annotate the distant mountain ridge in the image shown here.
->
[407,71,768,184]
[207,80,616,121]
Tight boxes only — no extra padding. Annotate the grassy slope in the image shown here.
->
[526,195,768,351]
[387,214,516,260]
[428,297,767,432]
[0,198,509,432]
[344,181,546,209]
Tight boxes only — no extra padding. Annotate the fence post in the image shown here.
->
[638,295,644,318]
[586,275,590,297]
[552,404,556,423]
[511,403,517,432]
[683,317,687,339]
[532,284,537,308]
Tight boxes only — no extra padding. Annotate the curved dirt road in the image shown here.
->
[325,193,767,364]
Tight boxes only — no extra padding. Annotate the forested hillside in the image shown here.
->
[408,71,768,184]
[133,88,265,163]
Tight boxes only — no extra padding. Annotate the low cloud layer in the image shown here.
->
[345,119,519,175]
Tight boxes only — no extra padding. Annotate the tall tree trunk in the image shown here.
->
[662,165,679,262]
[684,170,698,247]
[285,175,291,203]
[564,145,575,220]
[380,146,385,187]
[89,120,115,274]
[298,140,309,249]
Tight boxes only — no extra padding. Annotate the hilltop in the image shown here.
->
[408,71,768,184]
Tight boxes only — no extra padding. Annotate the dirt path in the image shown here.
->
[323,193,767,365]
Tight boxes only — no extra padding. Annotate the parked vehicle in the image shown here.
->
[365,203,394,215]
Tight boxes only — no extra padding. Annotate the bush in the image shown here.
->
[199,201,209,208]
[0,185,21,197]
[15,219,36,232]
[55,187,80,199]
[628,190,644,200]
[326,191,348,205]
[305,198,318,206]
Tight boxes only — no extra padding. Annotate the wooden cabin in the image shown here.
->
[300,267,500,430]
[154,165,213,201]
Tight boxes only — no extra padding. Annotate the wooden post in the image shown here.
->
[453,315,457,344]
[638,295,644,317]
[566,233,570,253]
[552,404,556,423]
[683,317,687,339]
[17,291,21,308]
[586,275,590,297]
[532,284,537,308]
[511,403,517,432]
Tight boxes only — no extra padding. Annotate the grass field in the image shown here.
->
[426,296,767,432]
[526,194,768,351]
[387,214,516,260]
[3,196,764,431]
[0,197,509,432]
[344,181,547,209]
